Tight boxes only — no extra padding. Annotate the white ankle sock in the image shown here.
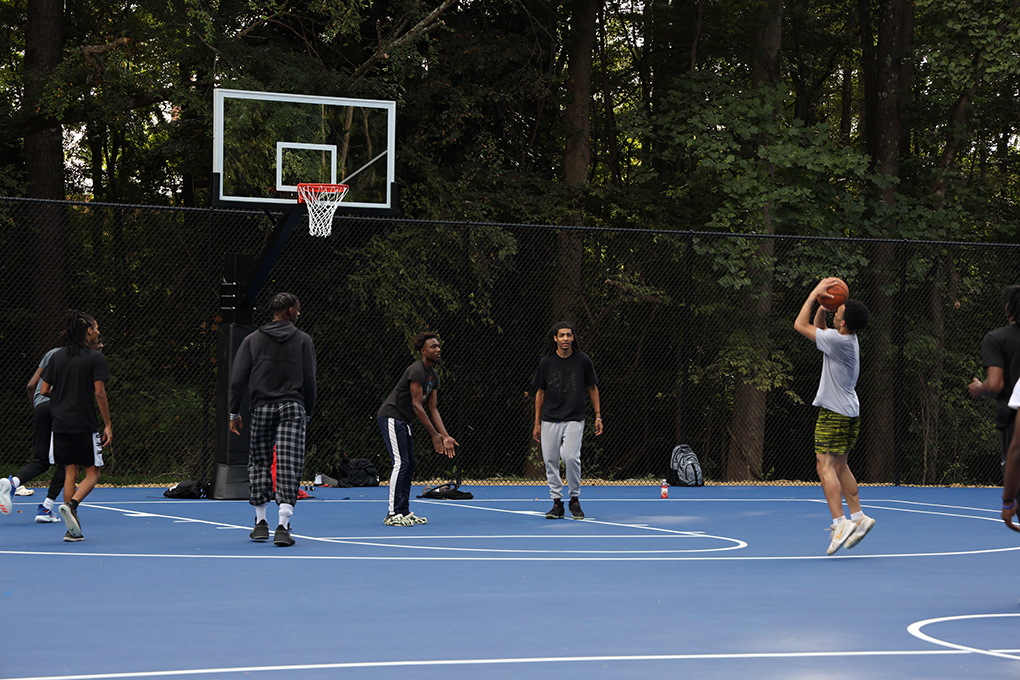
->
[851,511,863,521]
[255,503,268,523]
[278,503,294,528]
[43,497,55,510]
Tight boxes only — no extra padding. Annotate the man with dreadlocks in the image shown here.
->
[35,310,110,542]
[229,292,316,547]
[969,286,1020,488]
[0,328,104,523]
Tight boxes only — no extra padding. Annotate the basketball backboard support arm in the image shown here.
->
[236,210,304,311]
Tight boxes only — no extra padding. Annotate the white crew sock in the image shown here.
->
[254,503,268,523]
[43,497,56,510]
[11,476,21,489]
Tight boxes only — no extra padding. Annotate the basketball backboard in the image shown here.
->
[212,89,397,214]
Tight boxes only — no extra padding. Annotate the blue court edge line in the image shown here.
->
[4,648,1003,680]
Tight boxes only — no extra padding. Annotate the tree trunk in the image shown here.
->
[725,0,781,482]
[528,0,600,480]
[857,0,911,483]
[24,0,66,359]
[550,0,599,323]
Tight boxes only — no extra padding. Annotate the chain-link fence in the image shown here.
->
[2,196,1017,489]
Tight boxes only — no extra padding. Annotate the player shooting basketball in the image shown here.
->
[794,278,874,555]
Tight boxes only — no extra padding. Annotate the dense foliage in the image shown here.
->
[1,0,1020,484]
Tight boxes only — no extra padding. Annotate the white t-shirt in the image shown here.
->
[813,328,860,418]
[1006,377,1020,410]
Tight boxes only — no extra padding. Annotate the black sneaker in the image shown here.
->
[273,524,295,547]
[250,519,269,541]
[63,531,84,542]
[545,499,564,519]
[569,497,585,519]
[58,500,82,539]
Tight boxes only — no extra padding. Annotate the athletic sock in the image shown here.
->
[11,476,20,489]
[255,503,268,523]
[831,517,843,528]
[43,497,55,510]
[278,503,294,529]
[850,511,863,521]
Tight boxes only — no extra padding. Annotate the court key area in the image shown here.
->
[3,484,1020,679]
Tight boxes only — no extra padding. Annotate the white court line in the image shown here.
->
[5,499,1017,561]
[0,648,989,680]
[69,501,748,555]
[908,613,1020,661]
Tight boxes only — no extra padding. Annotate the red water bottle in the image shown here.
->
[661,479,668,498]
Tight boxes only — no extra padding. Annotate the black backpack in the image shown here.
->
[346,458,380,487]
[164,480,207,498]
[666,445,704,487]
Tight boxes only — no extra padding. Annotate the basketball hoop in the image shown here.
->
[297,183,349,237]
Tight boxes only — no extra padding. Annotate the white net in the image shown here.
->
[297,184,349,237]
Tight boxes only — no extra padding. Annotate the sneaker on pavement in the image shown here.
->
[569,497,585,519]
[844,515,876,550]
[63,531,84,543]
[58,502,82,539]
[545,499,565,519]
[250,519,270,541]
[384,513,414,526]
[0,477,12,515]
[405,512,428,525]
[15,485,34,496]
[35,505,60,523]
[273,524,295,547]
[826,517,856,555]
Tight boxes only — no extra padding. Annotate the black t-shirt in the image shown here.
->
[41,347,111,433]
[532,351,598,422]
[982,323,1020,429]
[378,361,437,423]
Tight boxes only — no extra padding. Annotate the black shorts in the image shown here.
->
[53,432,103,467]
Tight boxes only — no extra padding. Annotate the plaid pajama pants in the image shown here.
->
[248,401,306,507]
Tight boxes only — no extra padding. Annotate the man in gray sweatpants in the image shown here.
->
[532,321,602,520]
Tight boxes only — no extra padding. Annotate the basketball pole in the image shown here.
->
[212,209,304,499]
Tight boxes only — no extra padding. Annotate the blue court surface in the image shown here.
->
[3,484,1020,680]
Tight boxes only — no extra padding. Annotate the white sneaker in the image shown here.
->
[826,517,857,555]
[0,477,12,515]
[844,515,876,549]
[15,485,34,496]
[404,512,428,525]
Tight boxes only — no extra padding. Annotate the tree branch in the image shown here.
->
[350,0,460,80]
[82,37,131,84]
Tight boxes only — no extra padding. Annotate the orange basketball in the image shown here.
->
[821,278,849,311]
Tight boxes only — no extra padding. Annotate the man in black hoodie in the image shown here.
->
[229,292,317,547]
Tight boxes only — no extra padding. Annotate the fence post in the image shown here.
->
[894,241,909,486]
[679,231,694,443]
